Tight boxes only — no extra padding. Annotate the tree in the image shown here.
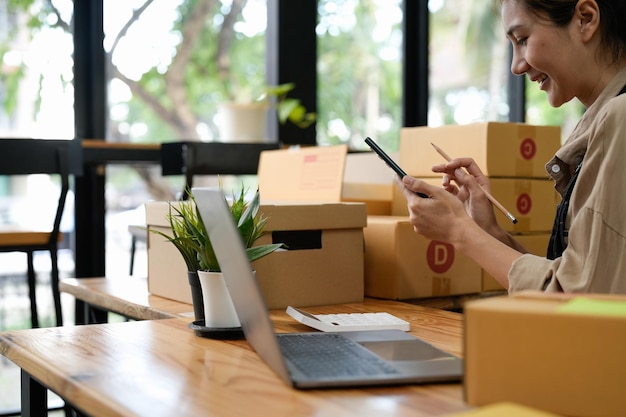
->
[2,0,258,140]
[107,0,252,143]
[2,0,260,200]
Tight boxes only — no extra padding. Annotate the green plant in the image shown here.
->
[260,83,317,128]
[150,185,284,273]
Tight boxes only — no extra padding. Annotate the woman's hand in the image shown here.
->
[431,158,500,235]
[396,172,523,288]
[396,175,471,245]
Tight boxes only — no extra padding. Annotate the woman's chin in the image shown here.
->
[546,92,567,108]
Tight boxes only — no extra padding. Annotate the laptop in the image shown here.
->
[192,187,463,389]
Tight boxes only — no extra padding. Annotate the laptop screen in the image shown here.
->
[192,187,292,384]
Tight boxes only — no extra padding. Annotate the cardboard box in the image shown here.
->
[363,216,482,299]
[253,202,366,308]
[258,145,394,215]
[482,233,551,292]
[145,201,367,308]
[342,151,395,215]
[464,293,626,417]
[145,201,195,304]
[442,402,564,417]
[258,145,348,203]
[392,178,560,233]
[400,122,561,178]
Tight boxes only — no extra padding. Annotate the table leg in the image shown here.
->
[74,300,108,325]
[74,300,89,325]
[88,305,109,324]
[20,370,47,417]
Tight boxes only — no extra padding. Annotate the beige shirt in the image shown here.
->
[509,68,626,294]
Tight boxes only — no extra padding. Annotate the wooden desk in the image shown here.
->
[60,276,195,321]
[61,276,501,325]
[0,300,468,417]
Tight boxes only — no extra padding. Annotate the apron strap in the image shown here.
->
[546,83,626,259]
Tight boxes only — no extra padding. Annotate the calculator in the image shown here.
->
[286,306,411,332]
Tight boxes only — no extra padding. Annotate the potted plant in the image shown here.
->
[150,185,283,328]
[217,82,316,142]
[262,83,317,128]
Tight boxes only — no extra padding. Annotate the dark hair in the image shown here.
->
[499,0,626,64]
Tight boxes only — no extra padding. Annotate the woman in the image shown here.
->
[398,0,626,293]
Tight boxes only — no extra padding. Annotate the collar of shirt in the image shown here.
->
[545,66,626,195]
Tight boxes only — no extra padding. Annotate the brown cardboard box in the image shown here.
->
[145,201,193,304]
[363,216,482,299]
[253,202,366,308]
[258,145,348,203]
[400,122,561,178]
[464,293,626,417]
[258,145,394,215]
[145,200,367,308]
[392,178,560,233]
[442,402,564,417]
[342,151,396,215]
[482,233,551,292]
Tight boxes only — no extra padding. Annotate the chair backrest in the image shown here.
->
[0,139,75,244]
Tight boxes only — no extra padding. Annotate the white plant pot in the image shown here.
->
[197,270,241,328]
[217,102,268,143]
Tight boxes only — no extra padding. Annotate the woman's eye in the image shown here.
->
[516,37,527,46]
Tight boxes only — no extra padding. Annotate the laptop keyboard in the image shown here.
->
[277,333,401,379]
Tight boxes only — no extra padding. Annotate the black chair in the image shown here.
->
[0,139,73,328]
[128,224,147,275]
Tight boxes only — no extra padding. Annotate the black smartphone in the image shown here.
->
[364,137,428,198]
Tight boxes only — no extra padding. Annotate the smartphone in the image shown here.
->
[364,137,428,198]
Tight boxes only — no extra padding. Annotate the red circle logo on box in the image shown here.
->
[427,241,455,273]
[517,193,532,215]
[520,138,537,160]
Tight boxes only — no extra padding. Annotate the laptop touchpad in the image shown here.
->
[360,340,452,362]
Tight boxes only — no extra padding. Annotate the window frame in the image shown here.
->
[71,0,526,284]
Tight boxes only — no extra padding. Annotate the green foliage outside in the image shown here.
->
[0,0,584,190]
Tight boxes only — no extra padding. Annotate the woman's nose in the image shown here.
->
[510,51,529,76]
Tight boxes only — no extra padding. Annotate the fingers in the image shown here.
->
[432,157,491,193]
[397,175,436,200]
[441,173,459,196]
[432,157,486,178]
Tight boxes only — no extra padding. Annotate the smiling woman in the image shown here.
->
[398,0,626,296]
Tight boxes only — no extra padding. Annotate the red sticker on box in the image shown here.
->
[517,193,532,215]
[427,241,455,273]
[520,138,537,160]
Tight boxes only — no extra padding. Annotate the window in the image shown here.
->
[317,0,403,150]
[0,6,75,406]
[105,0,267,144]
[429,0,583,141]
[103,0,268,209]
[429,0,509,126]
[0,0,74,138]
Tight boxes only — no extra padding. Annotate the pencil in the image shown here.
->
[430,143,518,224]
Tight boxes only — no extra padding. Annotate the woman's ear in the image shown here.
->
[576,0,600,42]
